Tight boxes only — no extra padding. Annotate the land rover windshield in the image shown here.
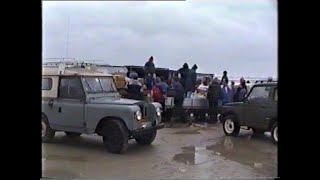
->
[82,76,117,93]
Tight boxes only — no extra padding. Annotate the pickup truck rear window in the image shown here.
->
[42,78,52,90]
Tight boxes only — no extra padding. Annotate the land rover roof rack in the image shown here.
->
[43,58,103,67]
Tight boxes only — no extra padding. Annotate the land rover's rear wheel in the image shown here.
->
[102,120,129,154]
[223,115,240,136]
[42,115,55,143]
[271,122,278,144]
[135,131,157,145]
[65,132,82,137]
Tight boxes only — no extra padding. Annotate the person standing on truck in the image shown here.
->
[220,71,229,85]
[178,63,193,97]
[207,79,221,123]
[190,64,198,92]
[168,76,186,127]
[144,56,156,76]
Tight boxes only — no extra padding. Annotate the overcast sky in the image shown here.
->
[43,0,277,77]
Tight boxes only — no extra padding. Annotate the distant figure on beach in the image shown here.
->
[220,71,229,85]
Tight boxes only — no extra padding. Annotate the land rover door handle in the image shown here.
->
[48,99,54,108]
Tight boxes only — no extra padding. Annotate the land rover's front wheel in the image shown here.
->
[42,115,55,143]
[102,120,129,154]
[135,131,157,145]
[271,122,278,144]
[65,132,82,137]
[223,115,240,136]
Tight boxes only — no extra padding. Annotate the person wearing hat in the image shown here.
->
[127,72,143,100]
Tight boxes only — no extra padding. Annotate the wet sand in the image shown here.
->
[42,123,278,179]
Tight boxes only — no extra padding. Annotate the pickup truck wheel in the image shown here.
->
[65,132,82,137]
[135,131,157,145]
[102,120,129,154]
[271,122,278,144]
[42,115,55,143]
[223,115,240,136]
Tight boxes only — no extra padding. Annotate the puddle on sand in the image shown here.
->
[173,136,277,176]
[173,146,220,165]
[205,136,277,176]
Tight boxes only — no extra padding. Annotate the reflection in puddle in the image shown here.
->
[173,136,277,176]
[173,146,220,165]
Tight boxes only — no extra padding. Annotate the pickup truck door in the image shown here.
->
[241,86,272,129]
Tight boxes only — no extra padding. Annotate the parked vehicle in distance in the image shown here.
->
[220,81,278,144]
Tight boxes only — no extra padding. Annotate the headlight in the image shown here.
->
[135,111,142,121]
[156,107,162,117]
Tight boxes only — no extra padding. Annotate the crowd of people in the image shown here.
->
[124,56,252,126]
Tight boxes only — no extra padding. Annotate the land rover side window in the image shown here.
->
[247,86,270,102]
[42,78,52,90]
[59,77,85,99]
[274,88,278,102]
[83,77,116,93]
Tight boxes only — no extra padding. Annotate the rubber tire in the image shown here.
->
[102,120,129,154]
[271,122,278,144]
[135,131,157,145]
[222,115,240,136]
[65,132,82,137]
[42,114,55,143]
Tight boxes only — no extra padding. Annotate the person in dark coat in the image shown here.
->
[233,84,247,102]
[168,77,186,127]
[190,64,198,91]
[220,71,229,85]
[230,81,236,102]
[207,79,221,123]
[178,63,193,97]
[233,78,247,102]
[144,56,156,76]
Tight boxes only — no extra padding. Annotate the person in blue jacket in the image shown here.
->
[220,81,232,105]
